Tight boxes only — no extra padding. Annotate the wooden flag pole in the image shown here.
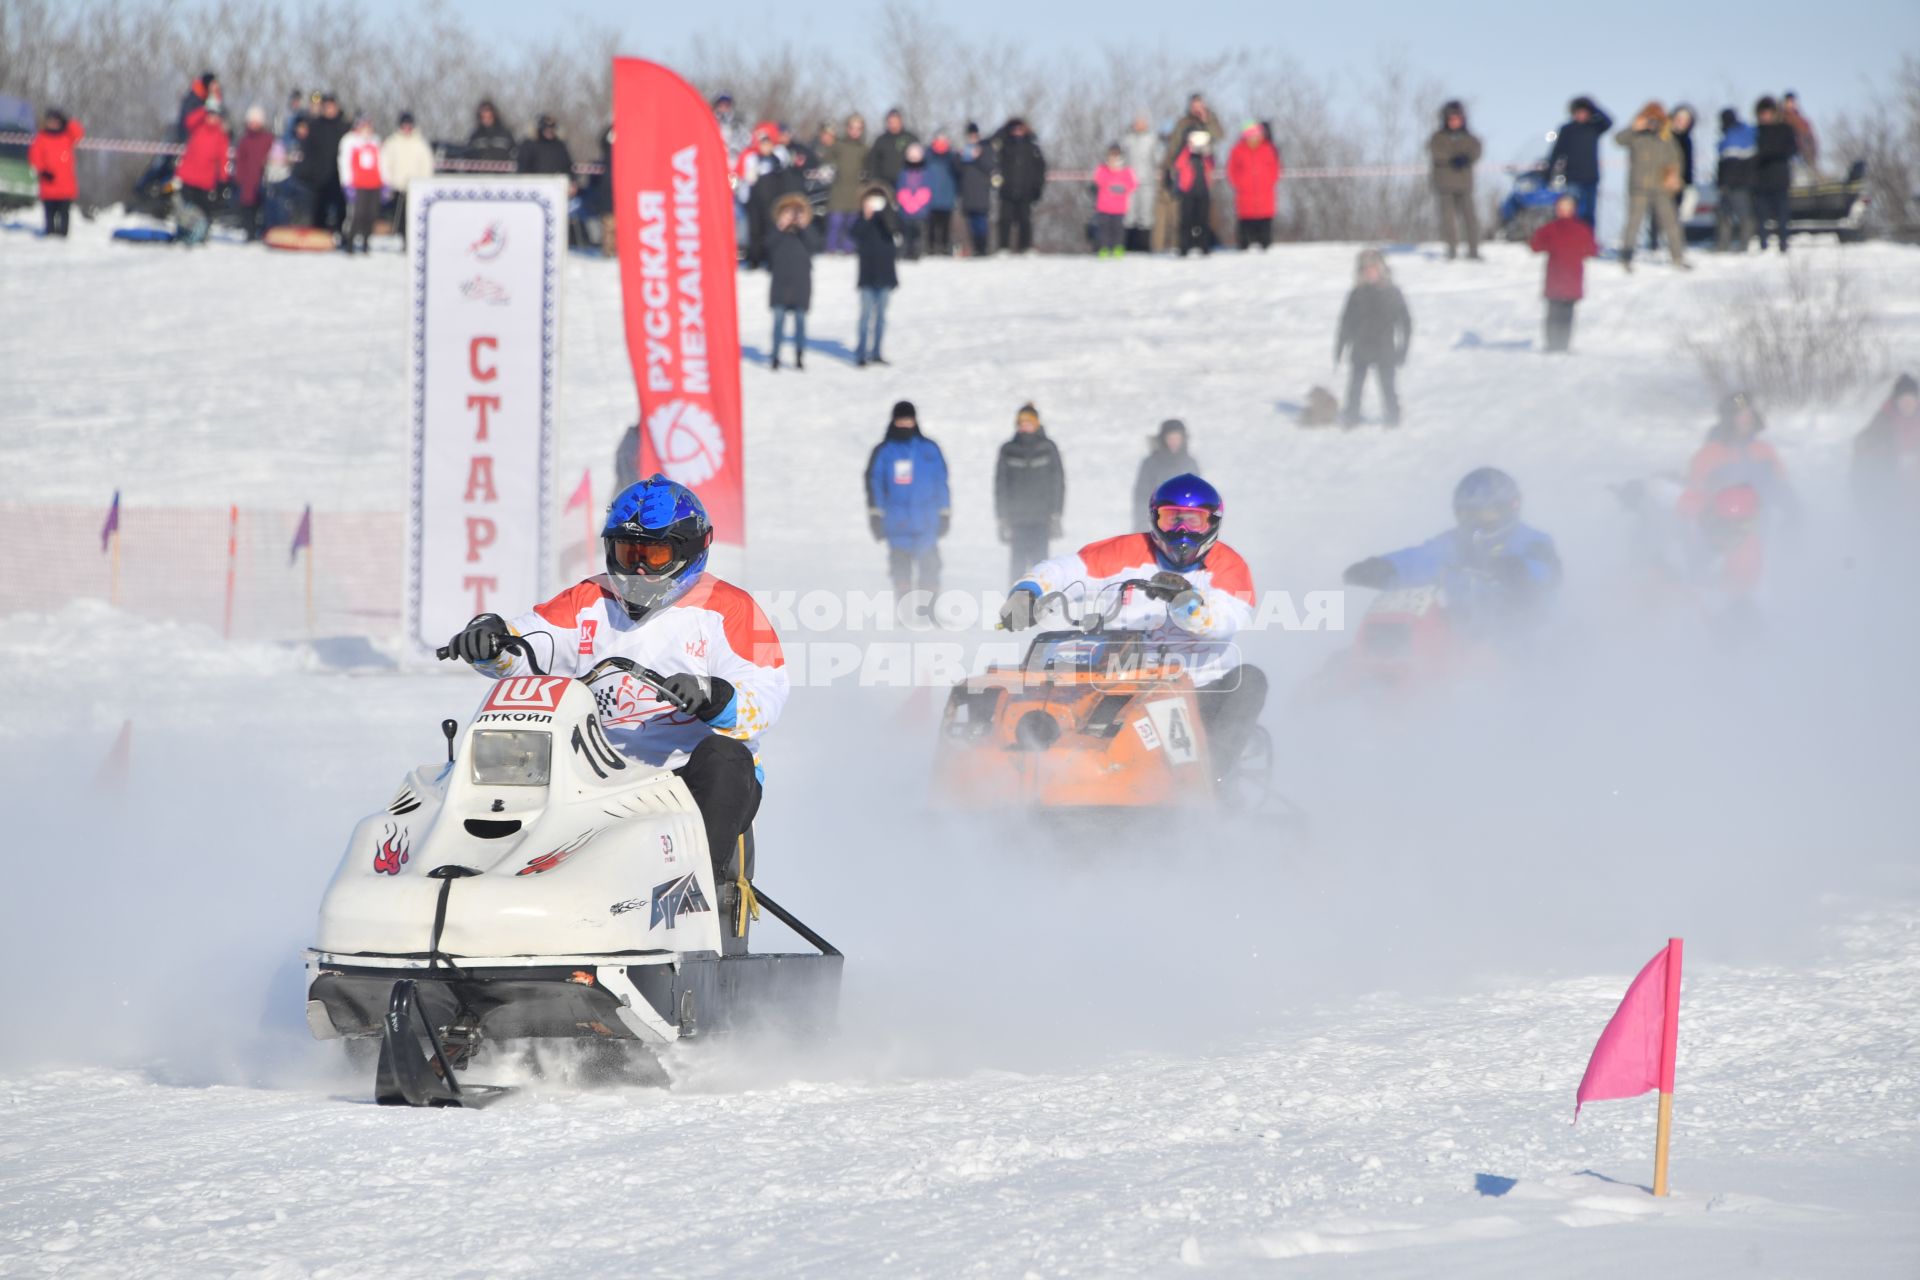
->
[1652,937,1684,1196]
[1652,1092,1675,1197]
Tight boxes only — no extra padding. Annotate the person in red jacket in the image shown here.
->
[231,105,276,241]
[27,109,84,238]
[1677,392,1799,526]
[337,115,385,254]
[175,101,232,245]
[1225,121,1281,250]
[1528,194,1599,352]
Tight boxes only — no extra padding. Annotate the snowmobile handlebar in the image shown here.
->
[432,638,693,714]
[435,632,547,676]
[579,656,697,715]
[1019,578,1165,633]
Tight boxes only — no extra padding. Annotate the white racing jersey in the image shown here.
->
[1017,532,1256,685]
[478,573,788,769]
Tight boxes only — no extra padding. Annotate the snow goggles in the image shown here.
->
[1457,503,1514,531]
[611,540,678,572]
[1155,506,1215,534]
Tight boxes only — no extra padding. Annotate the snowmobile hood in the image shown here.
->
[312,676,717,959]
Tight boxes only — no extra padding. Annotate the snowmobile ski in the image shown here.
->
[373,979,509,1109]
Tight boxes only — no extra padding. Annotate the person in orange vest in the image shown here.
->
[27,109,84,238]
[338,114,385,254]
[1677,391,1799,526]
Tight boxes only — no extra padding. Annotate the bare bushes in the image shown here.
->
[1686,260,1886,406]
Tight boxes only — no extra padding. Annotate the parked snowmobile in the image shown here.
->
[1498,153,1564,243]
[304,637,841,1108]
[935,579,1272,811]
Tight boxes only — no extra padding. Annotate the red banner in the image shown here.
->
[611,59,745,544]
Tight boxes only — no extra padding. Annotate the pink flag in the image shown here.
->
[289,504,312,566]
[564,467,593,513]
[100,490,120,552]
[1576,938,1683,1119]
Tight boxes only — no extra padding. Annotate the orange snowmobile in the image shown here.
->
[935,579,1272,811]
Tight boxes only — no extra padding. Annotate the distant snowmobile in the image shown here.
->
[1310,582,1461,697]
[936,579,1274,812]
[303,636,842,1108]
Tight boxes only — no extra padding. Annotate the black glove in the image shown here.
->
[38,170,56,183]
[1142,571,1193,602]
[999,588,1040,631]
[449,613,509,663]
[1450,154,1471,170]
[938,510,951,537]
[1343,557,1396,589]
[657,672,735,720]
[868,509,885,541]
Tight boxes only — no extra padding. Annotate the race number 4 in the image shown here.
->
[1145,697,1200,766]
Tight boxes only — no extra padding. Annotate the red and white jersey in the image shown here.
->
[1019,533,1256,682]
[479,574,788,770]
[339,133,384,191]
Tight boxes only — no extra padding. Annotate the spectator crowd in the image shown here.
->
[16,70,1868,432]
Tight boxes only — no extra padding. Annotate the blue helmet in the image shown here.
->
[1453,467,1522,542]
[602,474,713,616]
[1147,473,1224,569]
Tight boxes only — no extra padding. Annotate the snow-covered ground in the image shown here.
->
[2,217,1918,1276]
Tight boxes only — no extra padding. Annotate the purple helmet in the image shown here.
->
[1147,473,1223,569]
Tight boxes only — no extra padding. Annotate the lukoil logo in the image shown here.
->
[647,400,726,487]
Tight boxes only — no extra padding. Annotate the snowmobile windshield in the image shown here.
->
[470,729,552,787]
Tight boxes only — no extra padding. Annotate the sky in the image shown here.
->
[452,0,1918,164]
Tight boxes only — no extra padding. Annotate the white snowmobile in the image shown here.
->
[303,637,842,1107]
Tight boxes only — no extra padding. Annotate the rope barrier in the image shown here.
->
[2,131,1586,184]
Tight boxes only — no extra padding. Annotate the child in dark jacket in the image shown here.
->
[1335,248,1413,427]
[767,193,813,371]
[1529,194,1598,353]
[994,403,1066,580]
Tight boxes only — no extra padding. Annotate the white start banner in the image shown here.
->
[405,176,567,657]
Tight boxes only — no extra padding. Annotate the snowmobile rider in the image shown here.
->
[1342,467,1562,635]
[998,474,1266,785]
[1677,391,1800,528]
[445,476,787,886]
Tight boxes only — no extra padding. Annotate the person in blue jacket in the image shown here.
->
[1547,96,1613,228]
[1342,467,1561,635]
[865,400,951,599]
